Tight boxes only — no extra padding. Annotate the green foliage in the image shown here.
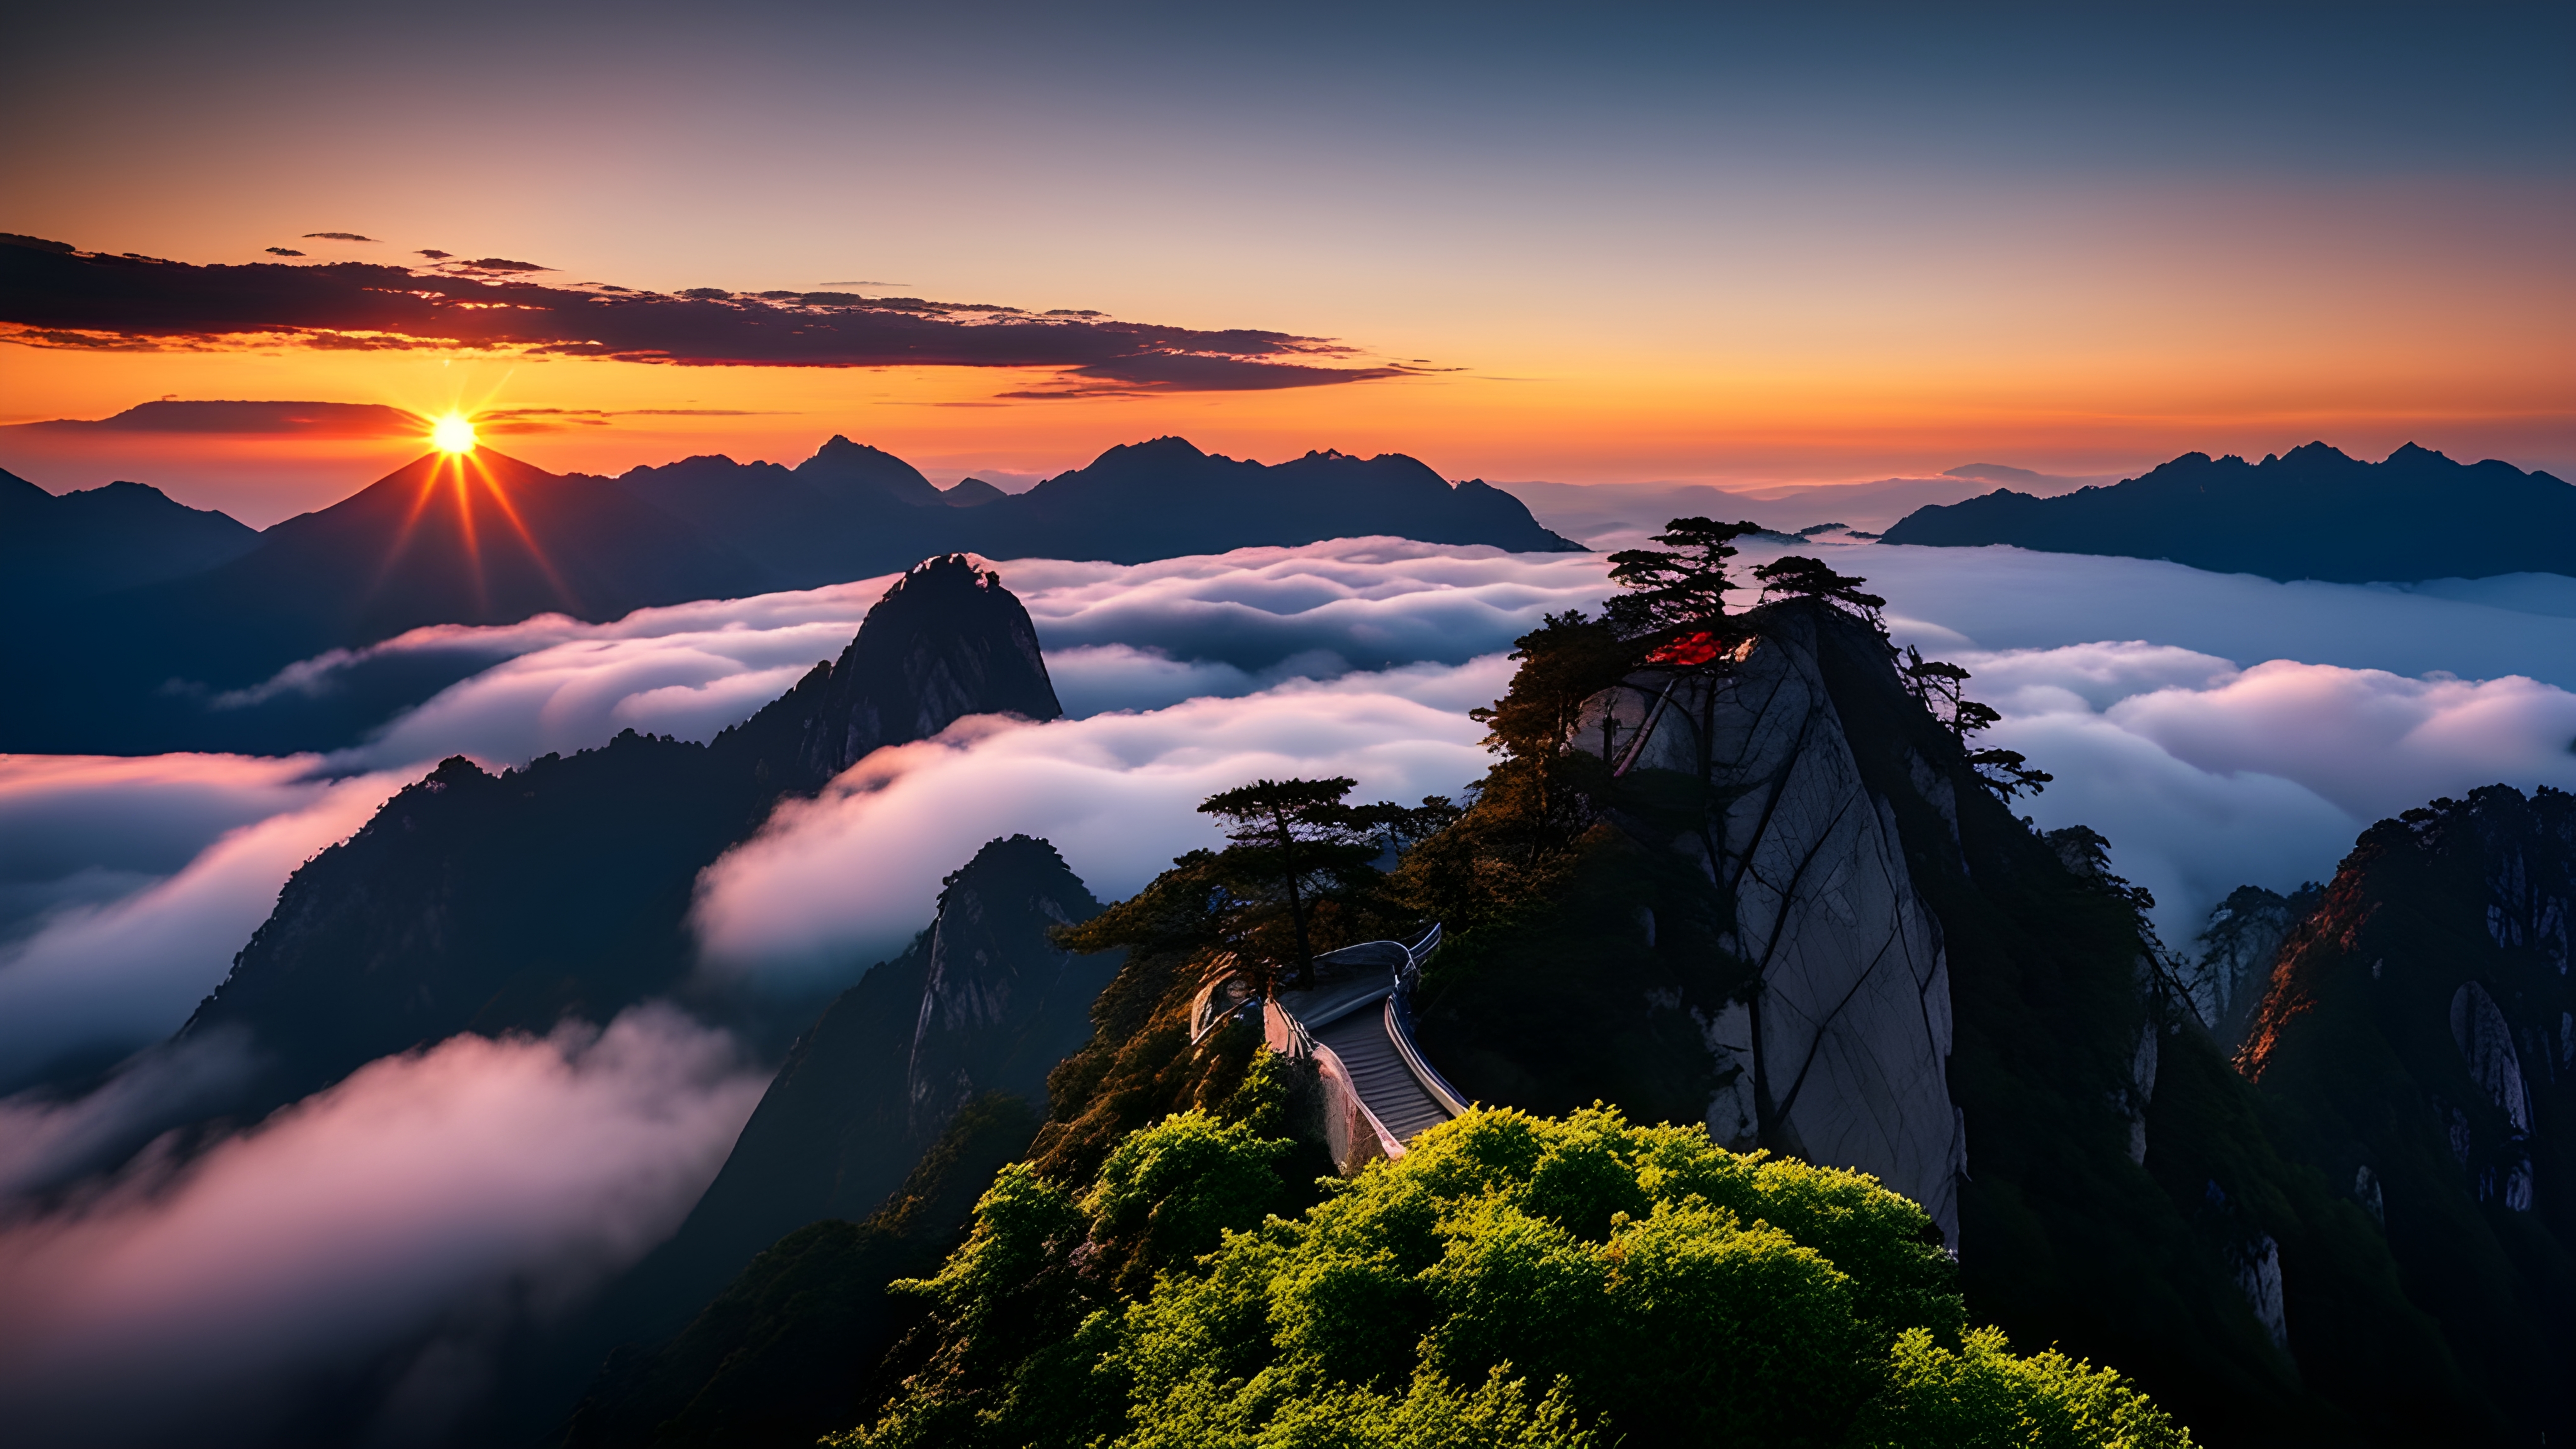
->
[1467,611,1633,763]
[1124,1364,1596,1449]
[1603,515,1762,639]
[1858,1327,2195,1449]
[839,1110,1312,1449]
[1067,776,1433,993]
[1221,1046,1300,1139]
[1900,645,2051,798]
[843,1104,2185,1449]
[1085,1111,1297,1292]
[1753,553,1889,625]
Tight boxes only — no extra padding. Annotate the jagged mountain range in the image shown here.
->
[533,596,2576,1448]
[1880,442,2576,582]
[9,554,1138,1449]
[0,433,1577,755]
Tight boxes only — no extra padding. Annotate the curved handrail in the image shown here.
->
[1261,921,1465,1159]
[1384,995,1471,1117]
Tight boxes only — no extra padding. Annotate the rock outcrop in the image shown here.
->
[1604,604,1964,1240]
[2186,883,2319,1049]
[581,835,1114,1374]
[2233,784,2576,1439]
[788,555,1061,781]
[904,835,1117,1136]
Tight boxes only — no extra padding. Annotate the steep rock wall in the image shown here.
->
[1604,605,1963,1240]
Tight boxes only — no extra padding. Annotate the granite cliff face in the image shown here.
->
[561,836,1114,1449]
[1414,596,2413,1440]
[2185,883,2320,1050]
[2233,785,2576,1441]
[1603,603,1964,1239]
[904,835,1113,1135]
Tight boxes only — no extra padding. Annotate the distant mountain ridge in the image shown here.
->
[0,434,1578,755]
[1880,442,2576,582]
[0,466,258,605]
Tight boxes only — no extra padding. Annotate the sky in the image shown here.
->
[5,2,2571,523]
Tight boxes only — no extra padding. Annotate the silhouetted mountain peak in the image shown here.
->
[719,554,1061,786]
[1090,435,1210,470]
[936,477,1007,508]
[797,435,941,506]
[0,465,48,509]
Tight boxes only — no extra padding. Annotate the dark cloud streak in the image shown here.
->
[0,240,1410,393]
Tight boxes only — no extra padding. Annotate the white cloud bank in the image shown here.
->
[3,532,2574,1445]
[0,762,405,1092]
[13,536,2576,1080]
[693,658,1509,979]
[0,1006,763,1448]
[1966,643,2576,942]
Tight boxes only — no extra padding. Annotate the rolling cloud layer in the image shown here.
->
[0,238,1407,394]
[12,538,2576,1083]
[693,661,1509,980]
[0,1007,762,1448]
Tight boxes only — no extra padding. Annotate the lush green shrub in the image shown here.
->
[838,1105,2191,1449]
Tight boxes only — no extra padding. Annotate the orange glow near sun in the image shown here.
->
[429,413,478,453]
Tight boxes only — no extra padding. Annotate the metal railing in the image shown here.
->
[1385,924,1471,1117]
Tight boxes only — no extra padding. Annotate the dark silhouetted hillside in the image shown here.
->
[555,836,1116,1449]
[963,436,1580,561]
[2228,785,2576,1443]
[1881,443,2576,582]
[0,468,258,604]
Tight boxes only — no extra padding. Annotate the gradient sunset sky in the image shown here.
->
[5,1,2569,525]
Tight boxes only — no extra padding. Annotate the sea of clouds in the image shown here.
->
[10,536,2576,1070]
[0,1006,763,1447]
[5,531,2576,1434]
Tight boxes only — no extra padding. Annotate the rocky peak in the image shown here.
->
[2186,882,2321,1049]
[1594,599,1965,1241]
[719,554,1062,787]
[2221,784,2576,1428]
[796,434,942,506]
[905,835,1111,1136]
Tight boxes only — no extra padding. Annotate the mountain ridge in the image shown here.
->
[1880,442,2576,582]
[0,434,1577,755]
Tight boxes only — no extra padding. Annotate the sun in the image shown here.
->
[429,413,478,453]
